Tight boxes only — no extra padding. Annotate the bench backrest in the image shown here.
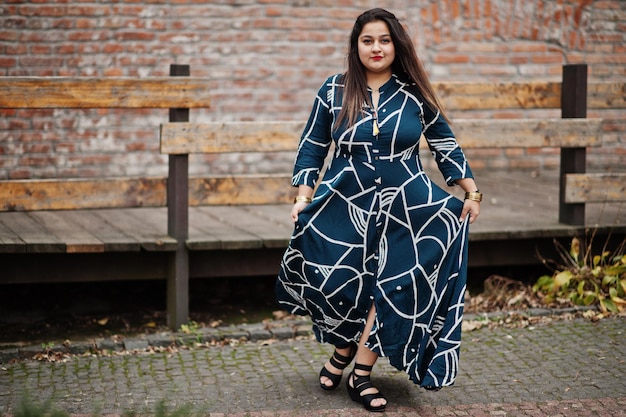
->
[1,65,624,224]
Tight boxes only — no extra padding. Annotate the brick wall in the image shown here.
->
[1,0,624,180]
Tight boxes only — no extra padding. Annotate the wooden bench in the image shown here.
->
[1,64,625,329]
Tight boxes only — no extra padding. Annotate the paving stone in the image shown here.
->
[0,348,19,364]
[269,326,294,340]
[96,339,124,352]
[123,339,149,351]
[0,317,624,417]
[145,333,175,347]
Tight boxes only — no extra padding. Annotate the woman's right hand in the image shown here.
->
[291,201,309,222]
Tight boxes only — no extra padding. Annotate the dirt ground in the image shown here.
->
[0,265,558,347]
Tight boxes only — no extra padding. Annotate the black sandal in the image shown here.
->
[319,343,357,391]
[346,363,387,412]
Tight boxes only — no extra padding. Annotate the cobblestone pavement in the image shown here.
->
[1,316,625,416]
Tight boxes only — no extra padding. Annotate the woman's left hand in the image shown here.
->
[460,199,480,224]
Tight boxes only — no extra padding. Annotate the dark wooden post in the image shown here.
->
[559,64,587,225]
[167,64,190,329]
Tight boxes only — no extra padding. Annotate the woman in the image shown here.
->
[276,8,481,412]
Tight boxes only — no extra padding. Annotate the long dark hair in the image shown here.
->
[336,8,448,128]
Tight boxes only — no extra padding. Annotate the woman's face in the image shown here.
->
[357,20,395,78]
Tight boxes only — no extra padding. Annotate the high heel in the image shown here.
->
[346,363,387,412]
[319,343,357,391]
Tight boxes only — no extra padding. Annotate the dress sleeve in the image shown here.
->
[422,105,474,186]
[291,78,334,188]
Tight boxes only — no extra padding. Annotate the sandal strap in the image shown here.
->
[330,350,352,366]
[351,364,376,392]
[353,362,373,373]
[348,368,387,411]
[353,376,375,392]
[328,344,356,369]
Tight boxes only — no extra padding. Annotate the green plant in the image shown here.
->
[533,235,626,313]
[41,342,54,353]
[178,320,203,345]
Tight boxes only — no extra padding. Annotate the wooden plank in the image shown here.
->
[27,211,105,253]
[0,77,211,109]
[0,177,166,212]
[206,205,284,248]
[453,118,603,148]
[92,208,177,251]
[433,81,561,110]
[1,77,618,111]
[162,119,602,154]
[187,209,222,250]
[160,121,305,154]
[192,206,264,250]
[0,212,65,253]
[588,82,626,109]
[564,173,626,203]
[4,168,616,215]
[0,218,26,253]
[236,205,293,248]
[0,175,292,212]
[58,210,141,252]
[189,174,293,205]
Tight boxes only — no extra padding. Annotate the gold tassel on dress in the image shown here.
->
[373,111,379,136]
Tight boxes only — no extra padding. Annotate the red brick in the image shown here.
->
[433,54,471,64]
[0,58,17,67]
[10,170,34,180]
[55,44,75,54]
[19,56,64,67]
[0,31,19,41]
[19,156,59,166]
[25,144,52,153]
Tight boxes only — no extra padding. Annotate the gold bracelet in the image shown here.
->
[293,196,312,204]
[464,191,483,202]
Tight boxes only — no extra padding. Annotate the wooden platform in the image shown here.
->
[1,169,624,284]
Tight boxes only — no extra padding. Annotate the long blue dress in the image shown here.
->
[276,73,474,388]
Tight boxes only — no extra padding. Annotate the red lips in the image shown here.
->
[372,56,383,61]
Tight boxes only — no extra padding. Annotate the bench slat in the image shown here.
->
[588,82,626,109]
[103,208,177,251]
[192,206,264,250]
[0,175,292,212]
[434,81,624,110]
[0,218,27,253]
[0,77,211,109]
[1,78,620,110]
[0,212,65,253]
[239,204,294,248]
[27,211,105,253]
[160,121,306,154]
[160,118,603,154]
[565,173,626,203]
[434,81,561,110]
[189,174,292,205]
[0,177,167,211]
[453,118,603,148]
[9,168,626,214]
[68,210,142,252]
